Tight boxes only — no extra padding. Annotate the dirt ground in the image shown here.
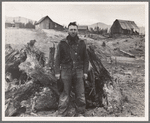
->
[5,28,145,117]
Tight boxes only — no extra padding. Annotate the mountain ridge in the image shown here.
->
[5,16,36,24]
[88,22,111,29]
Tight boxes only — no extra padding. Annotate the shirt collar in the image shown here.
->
[66,35,79,45]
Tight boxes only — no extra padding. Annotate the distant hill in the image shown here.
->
[88,22,111,30]
[5,16,36,24]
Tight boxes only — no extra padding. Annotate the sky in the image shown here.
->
[3,2,147,27]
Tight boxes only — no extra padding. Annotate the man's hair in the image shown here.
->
[68,22,78,28]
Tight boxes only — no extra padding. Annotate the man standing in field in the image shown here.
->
[55,22,89,117]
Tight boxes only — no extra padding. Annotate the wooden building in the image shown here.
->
[5,22,21,28]
[110,19,139,35]
[5,22,15,28]
[15,22,22,28]
[35,16,64,30]
[78,25,88,33]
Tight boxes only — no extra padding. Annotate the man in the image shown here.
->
[55,22,89,117]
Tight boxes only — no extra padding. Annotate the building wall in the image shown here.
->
[35,17,54,29]
[111,20,138,35]
[40,18,54,29]
[35,17,64,30]
[54,23,64,30]
[5,23,13,28]
[35,24,40,30]
[111,20,122,34]
[78,29,88,34]
[122,29,131,34]
[15,23,20,28]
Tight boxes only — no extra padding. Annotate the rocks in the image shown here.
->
[124,71,132,76]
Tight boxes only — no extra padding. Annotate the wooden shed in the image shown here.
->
[35,16,64,30]
[78,25,88,33]
[110,19,139,35]
[15,22,22,28]
[5,22,15,28]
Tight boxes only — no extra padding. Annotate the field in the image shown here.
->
[5,28,145,117]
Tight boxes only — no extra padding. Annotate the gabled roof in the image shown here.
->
[78,25,88,30]
[117,19,139,31]
[54,22,64,27]
[35,16,53,25]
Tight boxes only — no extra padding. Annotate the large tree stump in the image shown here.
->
[18,54,59,95]
[5,41,59,116]
[18,41,59,95]
[87,45,124,113]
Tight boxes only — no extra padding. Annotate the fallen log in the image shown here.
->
[120,49,135,58]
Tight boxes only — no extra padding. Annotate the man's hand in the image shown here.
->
[55,74,60,80]
[83,73,88,80]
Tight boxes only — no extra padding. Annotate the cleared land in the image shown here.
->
[5,28,145,117]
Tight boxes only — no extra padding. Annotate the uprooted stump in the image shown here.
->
[18,45,59,95]
[87,45,124,113]
[5,40,59,116]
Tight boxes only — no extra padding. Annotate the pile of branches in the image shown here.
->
[5,40,124,117]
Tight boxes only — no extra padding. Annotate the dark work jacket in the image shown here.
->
[55,36,89,74]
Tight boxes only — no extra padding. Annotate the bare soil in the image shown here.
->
[5,28,145,117]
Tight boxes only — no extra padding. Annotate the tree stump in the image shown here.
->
[5,41,59,116]
[87,45,124,113]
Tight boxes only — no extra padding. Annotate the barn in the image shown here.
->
[35,16,64,30]
[78,25,88,33]
[110,19,139,35]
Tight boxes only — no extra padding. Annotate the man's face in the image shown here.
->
[68,25,78,37]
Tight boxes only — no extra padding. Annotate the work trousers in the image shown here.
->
[58,67,86,116]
